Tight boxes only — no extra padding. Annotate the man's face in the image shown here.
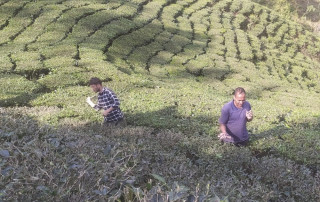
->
[234,93,246,108]
[90,84,102,93]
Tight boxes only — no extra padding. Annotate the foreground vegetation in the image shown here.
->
[0,0,320,201]
[1,107,320,201]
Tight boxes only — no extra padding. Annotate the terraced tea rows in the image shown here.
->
[1,0,319,101]
[0,0,319,109]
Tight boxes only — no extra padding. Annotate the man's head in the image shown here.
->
[89,77,103,93]
[233,87,246,108]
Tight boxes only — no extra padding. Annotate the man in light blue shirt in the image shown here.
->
[218,87,253,146]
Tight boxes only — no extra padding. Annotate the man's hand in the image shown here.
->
[102,107,114,117]
[102,110,109,117]
[246,110,253,121]
[218,133,234,142]
[86,97,95,108]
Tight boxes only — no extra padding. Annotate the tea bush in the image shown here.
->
[1,107,319,201]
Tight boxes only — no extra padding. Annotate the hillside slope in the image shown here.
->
[0,0,319,107]
[0,0,319,129]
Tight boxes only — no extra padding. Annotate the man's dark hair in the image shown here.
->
[89,77,102,85]
[233,87,246,95]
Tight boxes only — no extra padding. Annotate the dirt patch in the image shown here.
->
[293,0,320,33]
[293,0,320,22]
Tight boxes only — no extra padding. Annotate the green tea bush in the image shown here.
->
[44,56,75,69]
[161,4,182,34]
[176,16,193,39]
[222,12,233,30]
[149,50,173,66]
[153,31,172,46]
[108,19,163,59]
[193,23,209,40]
[190,8,211,24]
[207,35,226,56]
[184,0,212,17]
[233,13,247,29]
[209,8,222,22]
[274,23,289,42]
[0,1,43,44]
[286,43,297,57]
[259,11,269,24]
[239,1,254,16]
[114,2,139,17]
[0,54,13,73]
[268,11,279,22]
[0,74,42,106]
[180,43,204,64]
[224,30,238,58]
[62,10,116,45]
[14,4,63,46]
[0,0,23,26]
[266,22,281,37]
[164,35,190,53]
[185,54,214,77]
[134,0,167,24]
[230,0,242,13]
[127,41,163,72]
[83,18,136,51]
[288,23,297,37]
[252,3,262,14]
[214,0,233,11]
[249,23,266,37]
[41,6,97,44]
[11,51,43,73]
[235,29,253,60]
[37,71,84,90]
[248,34,264,60]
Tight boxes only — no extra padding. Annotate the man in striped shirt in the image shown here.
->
[86,77,125,127]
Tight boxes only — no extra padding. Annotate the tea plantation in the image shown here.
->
[0,0,320,201]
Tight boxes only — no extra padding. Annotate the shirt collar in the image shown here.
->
[231,99,243,110]
[98,87,105,95]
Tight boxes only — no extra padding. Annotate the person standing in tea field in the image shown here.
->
[86,77,126,127]
[218,87,253,146]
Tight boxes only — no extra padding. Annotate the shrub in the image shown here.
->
[235,29,254,60]
[224,30,238,58]
[0,74,42,106]
[0,55,13,73]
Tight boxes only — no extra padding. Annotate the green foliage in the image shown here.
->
[0,55,13,73]
[252,0,297,19]
[0,74,42,106]
[1,107,320,201]
[224,30,238,58]
[239,1,254,16]
[235,29,254,60]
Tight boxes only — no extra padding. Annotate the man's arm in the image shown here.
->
[86,97,96,108]
[101,90,120,117]
[86,96,101,111]
[220,123,227,134]
[102,107,114,117]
